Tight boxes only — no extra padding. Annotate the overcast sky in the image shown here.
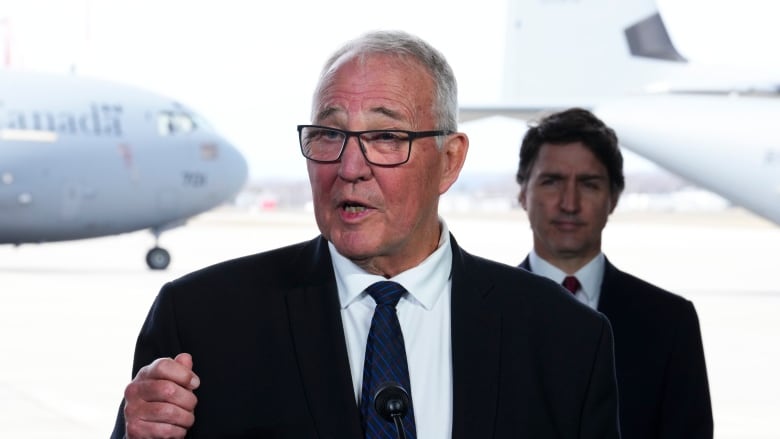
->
[3,0,779,180]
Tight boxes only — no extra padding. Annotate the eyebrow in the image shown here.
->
[314,107,342,123]
[314,105,408,126]
[371,106,405,122]
[577,174,608,181]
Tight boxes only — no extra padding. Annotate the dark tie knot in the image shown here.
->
[562,276,581,294]
[366,281,407,307]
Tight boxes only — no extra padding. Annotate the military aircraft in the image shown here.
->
[0,70,249,268]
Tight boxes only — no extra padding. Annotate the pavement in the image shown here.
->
[1,207,778,438]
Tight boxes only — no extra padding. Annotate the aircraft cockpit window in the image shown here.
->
[157,111,198,136]
[191,113,213,132]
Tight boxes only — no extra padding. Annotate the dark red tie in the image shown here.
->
[562,276,580,294]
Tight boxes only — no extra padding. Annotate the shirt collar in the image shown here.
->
[528,250,605,303]
[330,219,452,311]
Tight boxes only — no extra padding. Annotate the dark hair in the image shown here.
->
[516,108,625,195]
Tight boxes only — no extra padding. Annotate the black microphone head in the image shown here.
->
[373,382,410,422]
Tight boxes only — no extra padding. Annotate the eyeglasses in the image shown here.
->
[297,125,453,166]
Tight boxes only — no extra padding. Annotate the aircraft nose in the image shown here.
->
[212,136,249,199]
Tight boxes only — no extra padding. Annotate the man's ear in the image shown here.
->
[438,132,469,194]
[519,185,528,210]
[608,191,621,214]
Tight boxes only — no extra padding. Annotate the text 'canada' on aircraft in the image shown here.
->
[0,70,249,269]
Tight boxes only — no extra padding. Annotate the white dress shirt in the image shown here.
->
[330,219,453,439]
[528,250,605,310]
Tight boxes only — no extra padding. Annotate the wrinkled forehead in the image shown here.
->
[311,51,435,120]
[315,51,431,95]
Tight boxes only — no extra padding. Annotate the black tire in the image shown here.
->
[146,246,171,270]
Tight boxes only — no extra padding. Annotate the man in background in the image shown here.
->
[517,107,713,438]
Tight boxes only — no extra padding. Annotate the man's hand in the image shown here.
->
[123,353,200,439]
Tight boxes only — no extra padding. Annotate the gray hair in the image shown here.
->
[312,30,459,134]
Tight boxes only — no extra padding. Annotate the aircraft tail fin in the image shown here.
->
[624,12,686,62]
[500,0,688,108]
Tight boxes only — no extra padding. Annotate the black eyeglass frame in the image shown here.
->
[297,124,454,166]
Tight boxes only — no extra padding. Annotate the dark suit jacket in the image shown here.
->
[521,256,713,439]
[111,235,620,438]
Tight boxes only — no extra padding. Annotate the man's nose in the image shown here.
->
[338,136,371,179]
[559,181,580,212]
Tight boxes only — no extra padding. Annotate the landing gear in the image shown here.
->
[146,226,172,270]
[146,246,171,270]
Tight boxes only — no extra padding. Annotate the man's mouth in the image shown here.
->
[554,222,583,233]
[342,202,367,214]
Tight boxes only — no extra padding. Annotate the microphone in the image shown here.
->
[374,382,410,439]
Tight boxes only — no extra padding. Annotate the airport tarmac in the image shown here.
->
[1,207,778,438]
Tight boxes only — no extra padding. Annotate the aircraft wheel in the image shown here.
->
[146,246,171,270]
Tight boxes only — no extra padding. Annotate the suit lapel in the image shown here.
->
[596,258,621,314]
[519,256,531,272]
[450,236,501,439]
[286,237,363,439]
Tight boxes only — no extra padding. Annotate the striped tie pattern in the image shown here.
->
[360,281,417,439]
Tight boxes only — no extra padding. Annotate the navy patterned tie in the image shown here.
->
[360,281,417,439]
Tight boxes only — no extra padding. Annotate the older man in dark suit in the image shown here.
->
[517,108,713,438]
[110,33,620,438]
